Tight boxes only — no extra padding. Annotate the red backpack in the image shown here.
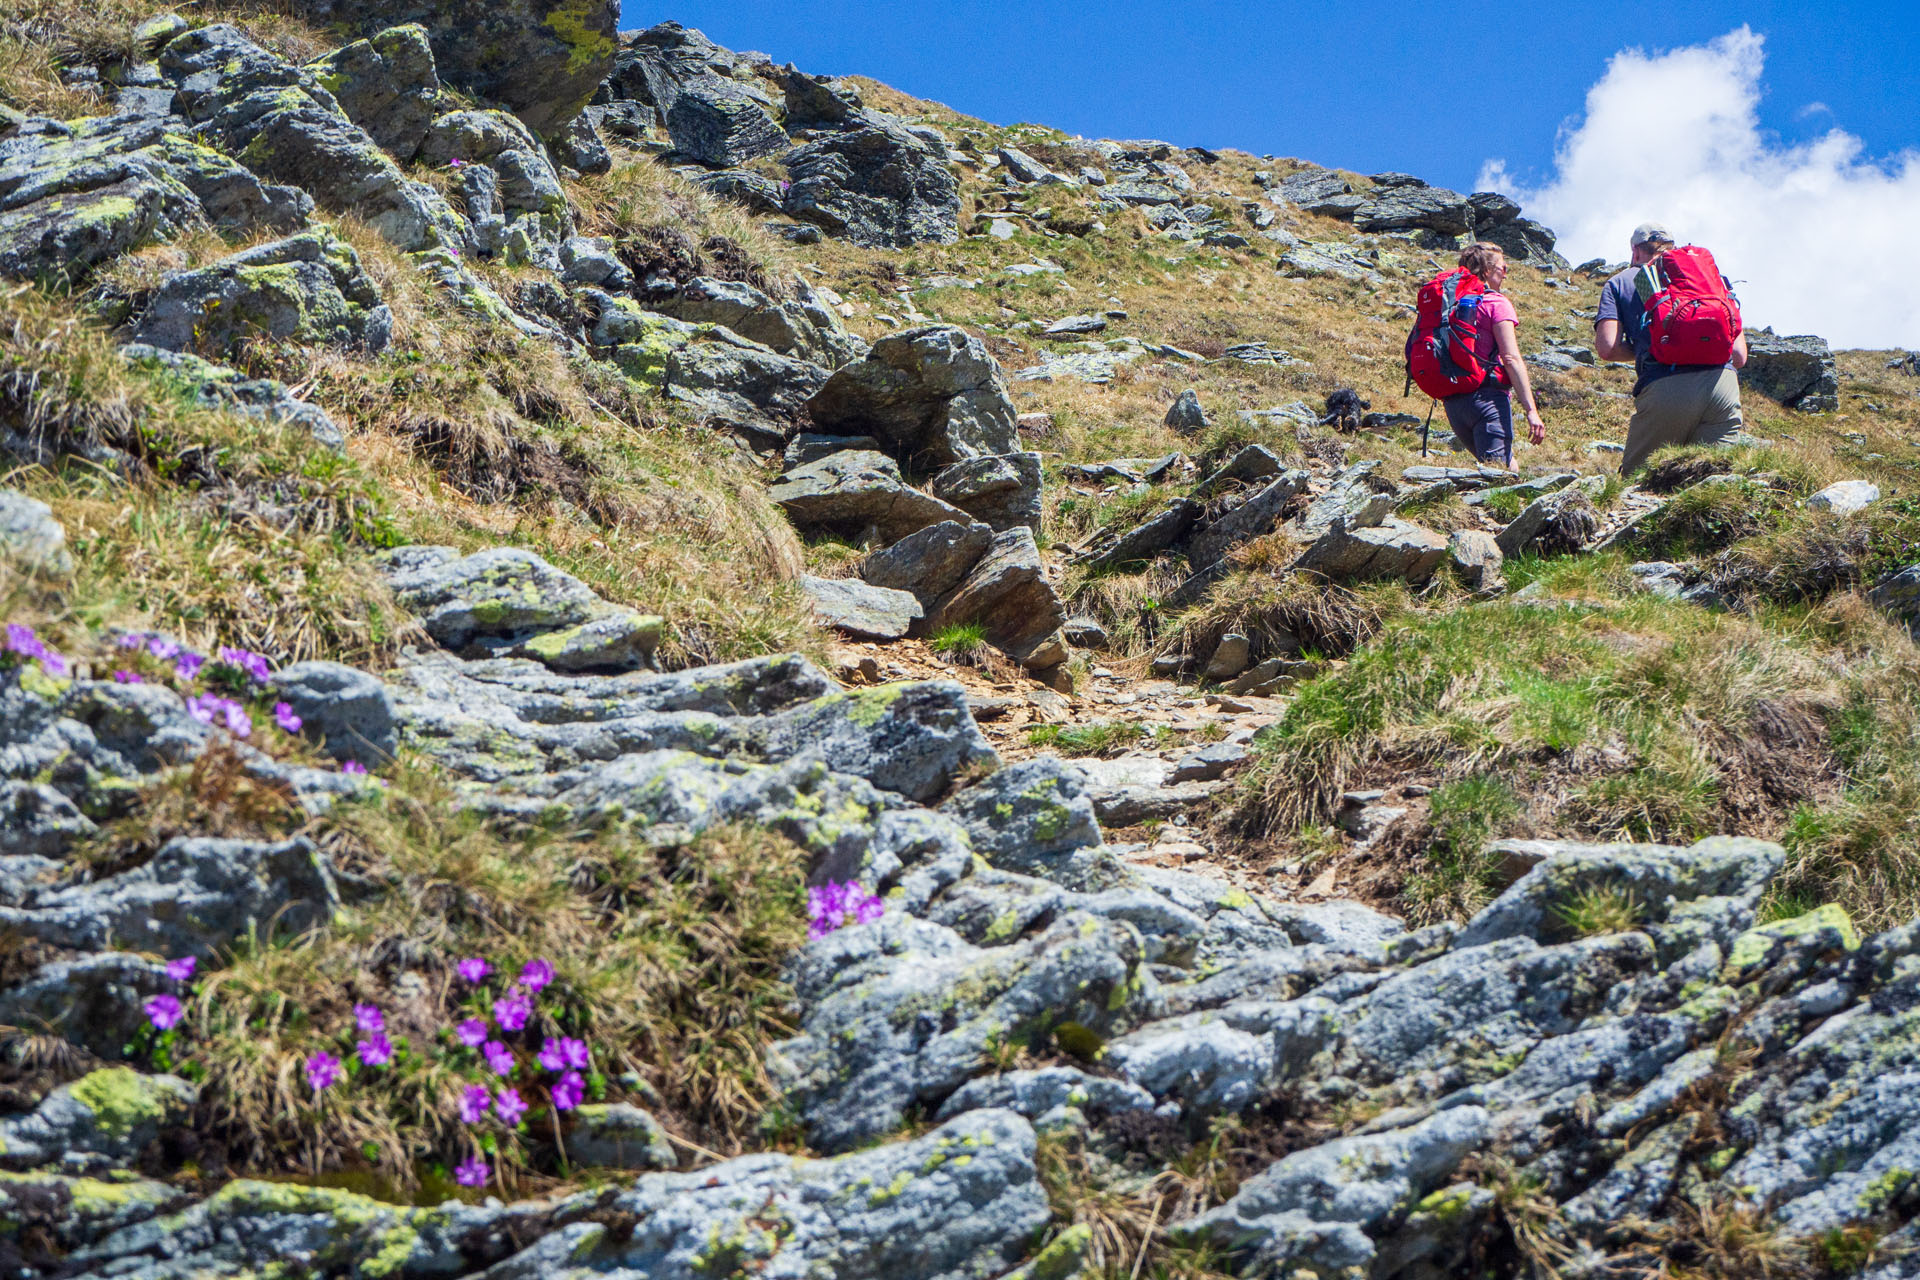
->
[1405,268,1509,400]
[1645,246,1742,366]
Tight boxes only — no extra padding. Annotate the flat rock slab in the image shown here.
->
[1808,480,1879,514]
[801,575,923,641]
[769,450,973,544]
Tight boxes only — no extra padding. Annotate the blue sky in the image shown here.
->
[618,1,1918,196]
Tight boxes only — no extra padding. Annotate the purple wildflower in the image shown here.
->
[448,157,465,168]
[185,694,219,725]
[354,1004,384,1033]
[518,958,554,994]
[165,955,197,983]
[457,957,492,984]
[218,645,273,683]
[221,700,252,738]
[482,1040,515,1077]
[493,1087,527,1126]
[454,1018,488,1048]
[357,1031,394,1067]
[174,651,204,680]
[146,636,180,660]
[493,991,533,1033]
[145,993,183,1030]
[806,880,886,940]
[186,693,251,738]
[551,1071,585,1111]
[454,1156,489,1187]
[306,1050,342,1092]
[118,632,145,650]
[274,701,303,733]
[113,669,144,684]
[341,760,369,776]
[538,1036,590,1073]
[458,1084,491,1123]
[3,624,66,676]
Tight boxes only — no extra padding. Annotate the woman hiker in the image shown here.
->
[1444,242,1545,468]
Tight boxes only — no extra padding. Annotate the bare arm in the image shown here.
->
[1494,320,1545,445]
[1730,330,1749,369]
[1594,317,1634,363]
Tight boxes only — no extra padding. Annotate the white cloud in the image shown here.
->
[1480,27,1920,350]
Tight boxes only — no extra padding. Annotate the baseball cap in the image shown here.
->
[1630,221,1674,248]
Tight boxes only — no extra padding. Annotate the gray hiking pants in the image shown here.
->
[1619,367,1743,477]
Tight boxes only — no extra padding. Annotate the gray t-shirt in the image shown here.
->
[1596,266,1737,396]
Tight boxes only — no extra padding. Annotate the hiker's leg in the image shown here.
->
[1619,375,1698,477]
[1442,395,1480,460]
[1689,367,1745,448]
[1481,390,1514,467]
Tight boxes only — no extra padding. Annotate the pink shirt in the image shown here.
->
[1474,290,1517,366]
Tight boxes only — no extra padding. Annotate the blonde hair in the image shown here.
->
[1459,242,1506,279]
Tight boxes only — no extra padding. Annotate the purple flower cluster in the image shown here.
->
[4,624,69,678]
[807,880,885,940]
[144,952,199,1031]
[186,692,253,738]
[217,645,273,683]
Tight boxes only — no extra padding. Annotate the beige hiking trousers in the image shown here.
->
[1619,366,1744,476]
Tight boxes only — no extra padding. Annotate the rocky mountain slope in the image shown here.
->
[2,3,1919,1277]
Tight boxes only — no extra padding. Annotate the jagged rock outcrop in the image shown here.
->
[287,0,618,138]
[1741,328,1841,412]
[769,450,975,544]
[809,326,1021,468]
[783,119,962,248]
[129,227,393,356]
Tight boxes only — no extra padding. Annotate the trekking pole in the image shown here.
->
[1421,400,1435,457]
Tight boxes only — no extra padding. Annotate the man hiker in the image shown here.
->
[1594,222,1749,476]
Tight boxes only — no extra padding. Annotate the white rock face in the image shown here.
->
[1807,480,1880,514]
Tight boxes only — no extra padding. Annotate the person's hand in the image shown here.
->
[1525,409,1545,445]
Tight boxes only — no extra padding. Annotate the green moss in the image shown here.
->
[846,683,908,727]
[1026,1223,1092,1280]
[1857,1167,1912,1215]
[1414,1186,1473,1224]
[1726,902,1861,974]
[69,1068,172,1139]
[543,1,618,74]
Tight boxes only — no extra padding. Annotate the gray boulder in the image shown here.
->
[0,489,72,576]
[162,26,462,253]
[271,660,398,763]
[1177,1108,1490,1276]
[381,545,664,671]
[1071,498,1201,572]
[1185,470,1313,571]
[929,452,1044,533]
[1447,528,1505,591]
[131,228,392,357]
[1354,185,1473,235]
[0,1068,197,1173]
[859,520,994,607]
[800,575,923,641]
[783,119,961,248]
[771,913,1145,1149]
[665,334,832,421]
[925,527,1068,669]
[1454,835,1783,960]
[1277,168,1353,208]
[0,112,311,284]
[754,680,998,803]
[0,836,339,960]
[286,0,617,138]
[1294,516,1449,584]
[1165,388,1211,434]
[768,450,974,545]
[939,757,1104,881]
[809,326,1020,469]
[0,780,95,862]
[1495,480,1602,557]
[1807,479,1880,514]
[551,112,612,174]
[1739,329,1839,412]
[1192,444,1284,499]
[652,275,866,369]
[304,23,439,160]
[120,343,343,449]
[566,1103,677,1170]
[664,79,785,168]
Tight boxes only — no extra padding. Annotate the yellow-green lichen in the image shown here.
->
[69,1068,174,1139]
